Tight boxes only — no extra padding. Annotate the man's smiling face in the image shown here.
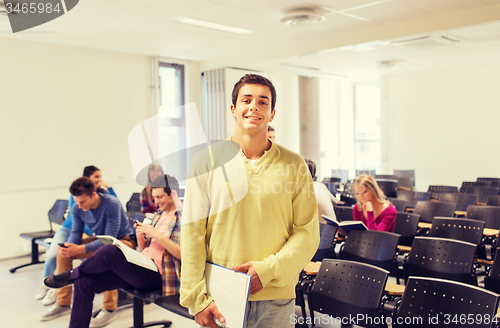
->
[231,83,275,134]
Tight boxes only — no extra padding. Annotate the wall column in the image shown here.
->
[299,76,320,165]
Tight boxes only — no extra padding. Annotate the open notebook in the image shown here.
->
[96,235,157,272]
[322,215,367,234]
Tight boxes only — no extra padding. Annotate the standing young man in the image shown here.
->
[40,177,135,327]
[180,74,319,328]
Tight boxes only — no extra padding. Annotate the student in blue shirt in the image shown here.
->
[35,166,116,306]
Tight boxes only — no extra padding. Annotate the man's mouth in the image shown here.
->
[245,116,261,120]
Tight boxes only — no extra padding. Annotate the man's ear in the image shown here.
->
[170,189,178,198]
[269,108,276,122]
[230,104,236,118]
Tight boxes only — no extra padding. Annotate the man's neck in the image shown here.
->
[231,132,270,160]
[90,193,101,210]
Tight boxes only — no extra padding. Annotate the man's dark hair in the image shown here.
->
[69,177,96,197]
[83,165,99,177]
[150,174,180,196]
[267,125,275,132]
[231,74,277,110]
[305,159,317,181]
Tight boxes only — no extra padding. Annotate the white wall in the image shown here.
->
[0,38,184,260]
[382,62,500,191]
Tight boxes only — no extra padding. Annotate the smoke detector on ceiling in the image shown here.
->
[280,8,326,25]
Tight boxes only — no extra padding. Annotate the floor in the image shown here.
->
[1,256,199,328]
[2,255,332,328]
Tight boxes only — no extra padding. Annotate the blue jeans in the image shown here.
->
[43,227,71,278]
[244,299,295,328]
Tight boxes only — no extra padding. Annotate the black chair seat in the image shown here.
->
[121,286,162,302]
[120,286,171,328]
[154,295,193,319]
[20,231,55,240]
[11,199,68,273]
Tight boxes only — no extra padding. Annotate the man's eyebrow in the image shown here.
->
[241,94,270,101]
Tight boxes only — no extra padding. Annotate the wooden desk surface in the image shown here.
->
[385,282,405,296]
[304,262,321,275]
[303,262,405,295]
[417,222,432,229]
[416,222,499,237]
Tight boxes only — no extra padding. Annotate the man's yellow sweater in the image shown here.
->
[180,140,319,315]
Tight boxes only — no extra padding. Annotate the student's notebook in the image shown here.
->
[205,262,252,328]
[322,215,368,234]
[96,235,158,272]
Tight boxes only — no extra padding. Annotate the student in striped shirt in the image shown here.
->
[40,176,134,326]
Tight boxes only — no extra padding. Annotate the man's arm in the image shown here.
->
[250,167,320,289]
[84,201,122,253]
[67,204,85,245]
[179,167,213,317]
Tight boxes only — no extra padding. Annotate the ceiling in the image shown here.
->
[1,0,500,78]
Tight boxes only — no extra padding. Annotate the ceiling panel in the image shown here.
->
[305,0,392,12]
[348,1,424,23]
[395,0,484,15]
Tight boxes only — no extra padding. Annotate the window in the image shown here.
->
[353,83,381,173]
[156,62,186,182]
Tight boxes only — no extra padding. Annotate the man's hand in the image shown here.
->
[194,301,225,328]
[58,243,85,258]
[135,222,159,240]
[232,262,263,294]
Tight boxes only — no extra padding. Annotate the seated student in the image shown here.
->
[43,174,182,328]
[40,176,135,327]
[36,165,116,306]
[140,163,164,214]
[306,159,338,224]
[352,174,397,232]
[267,125,276,142]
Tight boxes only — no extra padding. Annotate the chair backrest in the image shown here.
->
[375,179,397,198]
[437,192,477,211]
[429,217,485,245]
[331,169,349,183]
[394,177,415,189]
[406,237,477,285]
[396,190,431,208]
[484,250,500,294]
[356,169,375,177]
[466,186,500,203]
[340,230,400,272]
[312,224,338,262]
[310,259,388,326]
[396,276,499,328]
[460,181,477,193]
[413,201,456,223]
[322,179,339,195]
[427,185,458,199]
[394,169,415,186]
[394,212,420,246]
[48,199,69,227]
[487,195,500,206]
[126,193,142,212]
[478,177,500,188]
[334,206,353,222]
[387,197,406,212]
[466,205,500,229]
